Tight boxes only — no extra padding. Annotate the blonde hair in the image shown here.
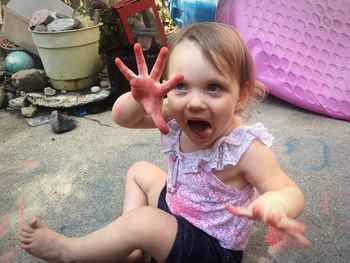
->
[166,22,267,117]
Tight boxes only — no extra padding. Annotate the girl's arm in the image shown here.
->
[112,91,165,129]
[227,140,311,247]
[111,44,183,134]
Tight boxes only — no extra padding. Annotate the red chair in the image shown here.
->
[112,0,167,47]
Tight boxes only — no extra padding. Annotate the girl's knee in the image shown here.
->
[127,161,150,176]
[125,161,166,207]
[126,161,149,181]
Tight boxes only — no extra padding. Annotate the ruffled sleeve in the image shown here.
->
[206,122,274,171]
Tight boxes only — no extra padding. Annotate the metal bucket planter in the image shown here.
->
[30,25,103,91]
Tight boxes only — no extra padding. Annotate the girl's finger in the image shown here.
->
[252,205,265,221]
[161,73,185,94]
[295,233,311,247]
[266,212,282,227]
[274,216,307,234]
[226,204,253,219]
[134,43,148,76]
[115,57,137,81]
[151,108,169,134]
[150,47,169,81]
[285,228,311,248]
[270,217,311,248]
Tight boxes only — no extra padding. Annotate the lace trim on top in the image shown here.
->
[161,119,273,192]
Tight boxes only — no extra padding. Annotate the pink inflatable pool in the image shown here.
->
[216,0,350,121]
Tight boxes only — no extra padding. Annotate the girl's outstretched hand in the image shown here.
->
[226,203,311,250]
[115,43,184,134]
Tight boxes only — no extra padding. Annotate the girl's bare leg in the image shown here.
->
[122,161,167,262]
[20,161,170,263]
[20,205,177,263]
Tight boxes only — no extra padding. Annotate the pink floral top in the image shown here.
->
[161,119,273,250]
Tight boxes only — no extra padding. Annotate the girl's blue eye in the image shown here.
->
[208,84,222,92]
[175,83,186,90]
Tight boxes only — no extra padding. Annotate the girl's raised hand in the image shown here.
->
[115,43,184,134]
[226,203,311,250]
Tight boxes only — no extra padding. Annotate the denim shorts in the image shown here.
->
[151,186,243,263]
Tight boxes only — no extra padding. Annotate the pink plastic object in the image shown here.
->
[216,0,350,121]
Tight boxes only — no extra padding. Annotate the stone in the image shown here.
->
[44,87,56,96]
[25,111,51,127]
[21,105,38,118]
[9,96,28,109]
[27,88,110,108]
[33,24,47,32]
[5,92,14,102]
[51,12,70,20]
[50,110,76,134]
[12,69,47,92]
[99,80,110,89]
[90,86,100,93]
[46,18,81,32]
[29,9,54,27]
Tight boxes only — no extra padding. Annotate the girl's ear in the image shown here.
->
[236,82,253,111]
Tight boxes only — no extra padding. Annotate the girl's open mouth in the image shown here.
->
[188,120,212,138]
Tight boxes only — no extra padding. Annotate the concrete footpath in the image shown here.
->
[0,96,349,263]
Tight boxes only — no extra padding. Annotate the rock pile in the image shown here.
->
[29,9,93,32]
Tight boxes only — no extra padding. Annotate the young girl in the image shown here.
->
[19,22,310,263]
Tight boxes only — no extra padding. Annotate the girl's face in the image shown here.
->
[167,40,247,150]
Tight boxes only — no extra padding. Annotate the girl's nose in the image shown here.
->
[186,92,207,111]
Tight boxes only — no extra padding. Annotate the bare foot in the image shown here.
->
[19,218,71,263]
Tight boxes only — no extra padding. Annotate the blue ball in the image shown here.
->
[4,51,35,73]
